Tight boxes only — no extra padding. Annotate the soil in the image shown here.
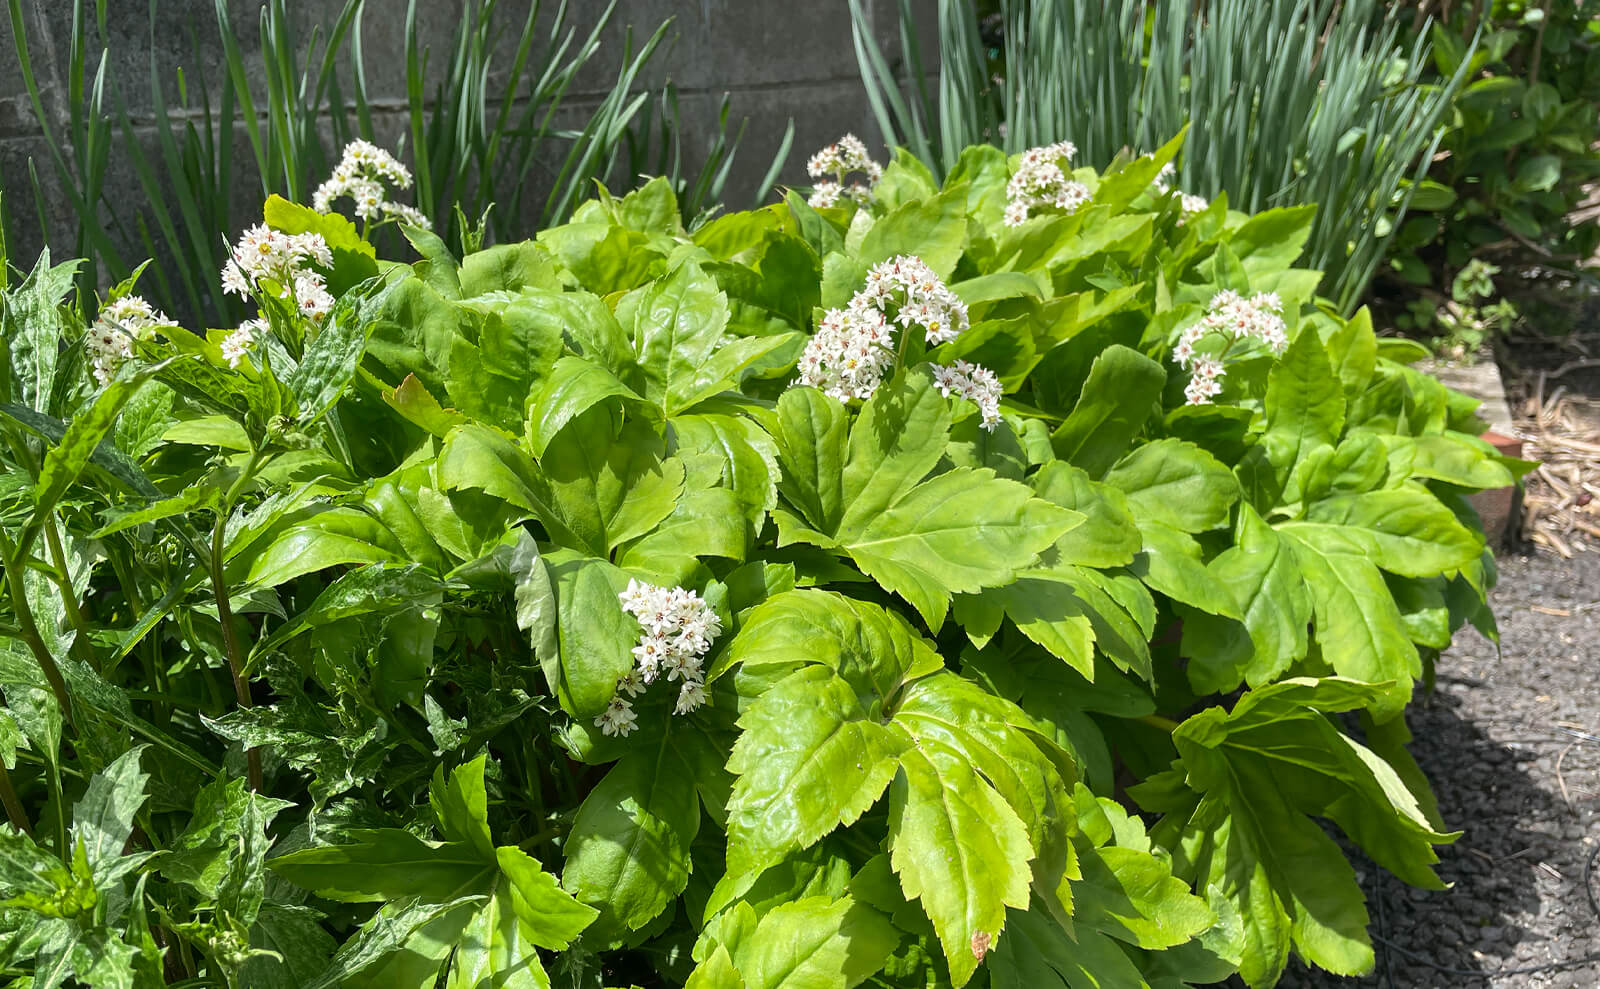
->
[1286,547,1600,988]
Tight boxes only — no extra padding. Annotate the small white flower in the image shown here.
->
[1185,355,1226,405]
[932,360,1003,430]
[293,272,335,322]
[219,320,263,368]
[806,134,883,208]
[616,580,721,721]
[1006,142,1089,224]
[1180,193,1209,216]
[594,696,638,737]
[674,680,706,715]
[86,295,169,385]
[312,140,430,230]
[1170,291,1288,401]
[793,255,969,403]
[617,669,646,698]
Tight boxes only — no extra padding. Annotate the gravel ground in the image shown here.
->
[1288,548,1600,988]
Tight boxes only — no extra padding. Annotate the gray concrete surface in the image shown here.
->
[0,0,935,283]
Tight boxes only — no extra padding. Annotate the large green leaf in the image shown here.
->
[563,737,700,935]
[1295,488,1483,578]
[1277,526,1419,720]
[1133,679,1455,986]
[549,555,638,718]
[725,665,909,877]
[857,183,970,277]
[692,895,900,989]
[776,371,1077,629]
[1181,505,1311,694]
[539,404,684,556]
[1103,438,1239,533]
[1050,346,1166,478]
[625,259,795,415]
[722,591,1071,986]
[1255,330,1345,504]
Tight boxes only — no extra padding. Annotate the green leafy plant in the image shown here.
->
[848,0,1473,314]
[1379,0,1600,331]
[0,135,1527,988]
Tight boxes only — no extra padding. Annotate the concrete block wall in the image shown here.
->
[0,0,936,295]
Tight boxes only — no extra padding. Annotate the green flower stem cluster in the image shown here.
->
[0,133,1529,989]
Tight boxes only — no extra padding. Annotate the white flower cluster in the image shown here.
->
[220,318,267,369]
[222,224,336,325]
[594,580,724,737]
[806,134,884,209]
[932,360,1002,430]
[86,296,169,385]
[795,255,970,402]
[1005,141,1091,226]
[312,140,430,229]
[1173,290,1289,404]
[1150,162,1208,218]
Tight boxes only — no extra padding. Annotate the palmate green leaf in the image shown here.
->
[1254,329,1345,504]
[509,531,559,674]
[562,734,700,936]
[725,665,910,878]
[1404,432,1517,489]
[1276,526,1419,720]
[843,466,1082,631]
[769,386,850,533]
[673,413,781,527]
[775,372,1078,629]
[1069,786,1213,950]
[1131,522,1241,620]
[452,291,585,432]
[989,910,1155,989]
[240,505,405,589]
[437,423,581,548]
[458,243,561,299]
[1133,678,1455,987]
[624,259,795,416]
[692,895,900,989]
[524,355,642,457]
[886,677,1071,985]
[540,404,684,557]
[1104,438,1239,533]
[1050,345,1166,478]
[1180,505,1312,695]
[618,485,749,585]
[1294,488,1484,578]
[722,591,1072,986]
[969,566,1154,681]
[1029,461,1141,568]
[857,182,970,278]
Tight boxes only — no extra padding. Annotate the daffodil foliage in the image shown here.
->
[0,133,1526,989]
